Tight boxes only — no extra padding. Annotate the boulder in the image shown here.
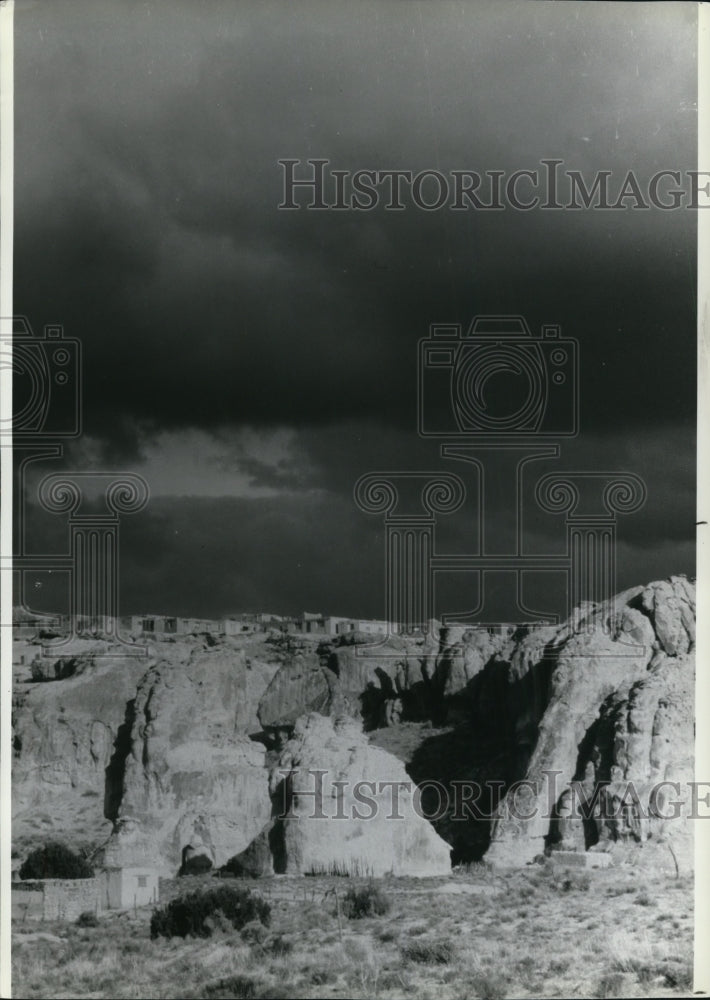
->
[265,713,451,877]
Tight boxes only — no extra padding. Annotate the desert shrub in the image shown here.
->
[465,971,509,1000]
[202,976,259,999]
[379,970,411,993]
[241,919,269,946]
[402,938,456,964]
[309,969,337,985]
[266,933,293,956]
[179,854,213,876]
[555,872,591,892]
[340,882,390,919]
[658,961,693,990]
[201,977,291,1000]
[594,971,626,998]
[150,884,270,940]
[19,841,94,880]
[75,910,98,927]
[606,884,635,896]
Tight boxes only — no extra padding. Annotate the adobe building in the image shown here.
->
[101,866,159,910]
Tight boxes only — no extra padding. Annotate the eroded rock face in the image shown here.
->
[13,576,695,877]
[262,713,452,877]
[12,651,150,852]
[13,635,280,867]
[486,576,694,871]
[257,645,350,735]
[437,627,510,700]
[105,645,273,874]
[262,624,499,732]
[329,632,438,727]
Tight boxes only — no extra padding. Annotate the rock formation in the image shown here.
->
[486,576,695,870]
[257,641,350,740]
[12,650,149,852]
[12,576,695,876]
[245,712,452,877]
[103,643,274,874]
[12,635,278,866]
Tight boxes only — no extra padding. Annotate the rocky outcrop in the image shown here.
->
[257,643,351,737]
[436,626,510,699]
[486,576,695,871]
[12,650,150,852]
[260,713,452,877]
[13,576,695,877]
[104,644,273,874]
[12,635,279,865]
[329,633,435,727]
[262,624,493,732]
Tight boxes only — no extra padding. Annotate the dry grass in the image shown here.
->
[12,865,694,999]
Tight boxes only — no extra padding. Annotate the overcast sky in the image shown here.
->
[14,0,697,621]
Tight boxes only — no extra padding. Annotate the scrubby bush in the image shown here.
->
[150,884,270,940]
[594,971,626,998]
[201,975,263,999]
[75,910,98,927]
[19,841,94,880]
[402,938,456,964]
[201,976,291,1000]
[240,919,269,947]
[265,933,293,956]
[340,882,390,919]
[464,971,508,999]
[554,871,591,892]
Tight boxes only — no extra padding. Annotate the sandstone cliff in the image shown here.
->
[12,576,695,876]
[12,649,150,853]
[13,635,279,865]
[103,642,275,874]
[486,576,695,870]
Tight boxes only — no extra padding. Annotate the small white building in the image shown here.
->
[102,866,159,910]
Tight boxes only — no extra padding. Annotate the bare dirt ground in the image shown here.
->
[12,863,694,1000]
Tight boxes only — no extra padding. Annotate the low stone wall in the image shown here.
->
[13,878,101,921]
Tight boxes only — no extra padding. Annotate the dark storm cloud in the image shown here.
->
[13,0,697,616]
[14,0,696,453]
